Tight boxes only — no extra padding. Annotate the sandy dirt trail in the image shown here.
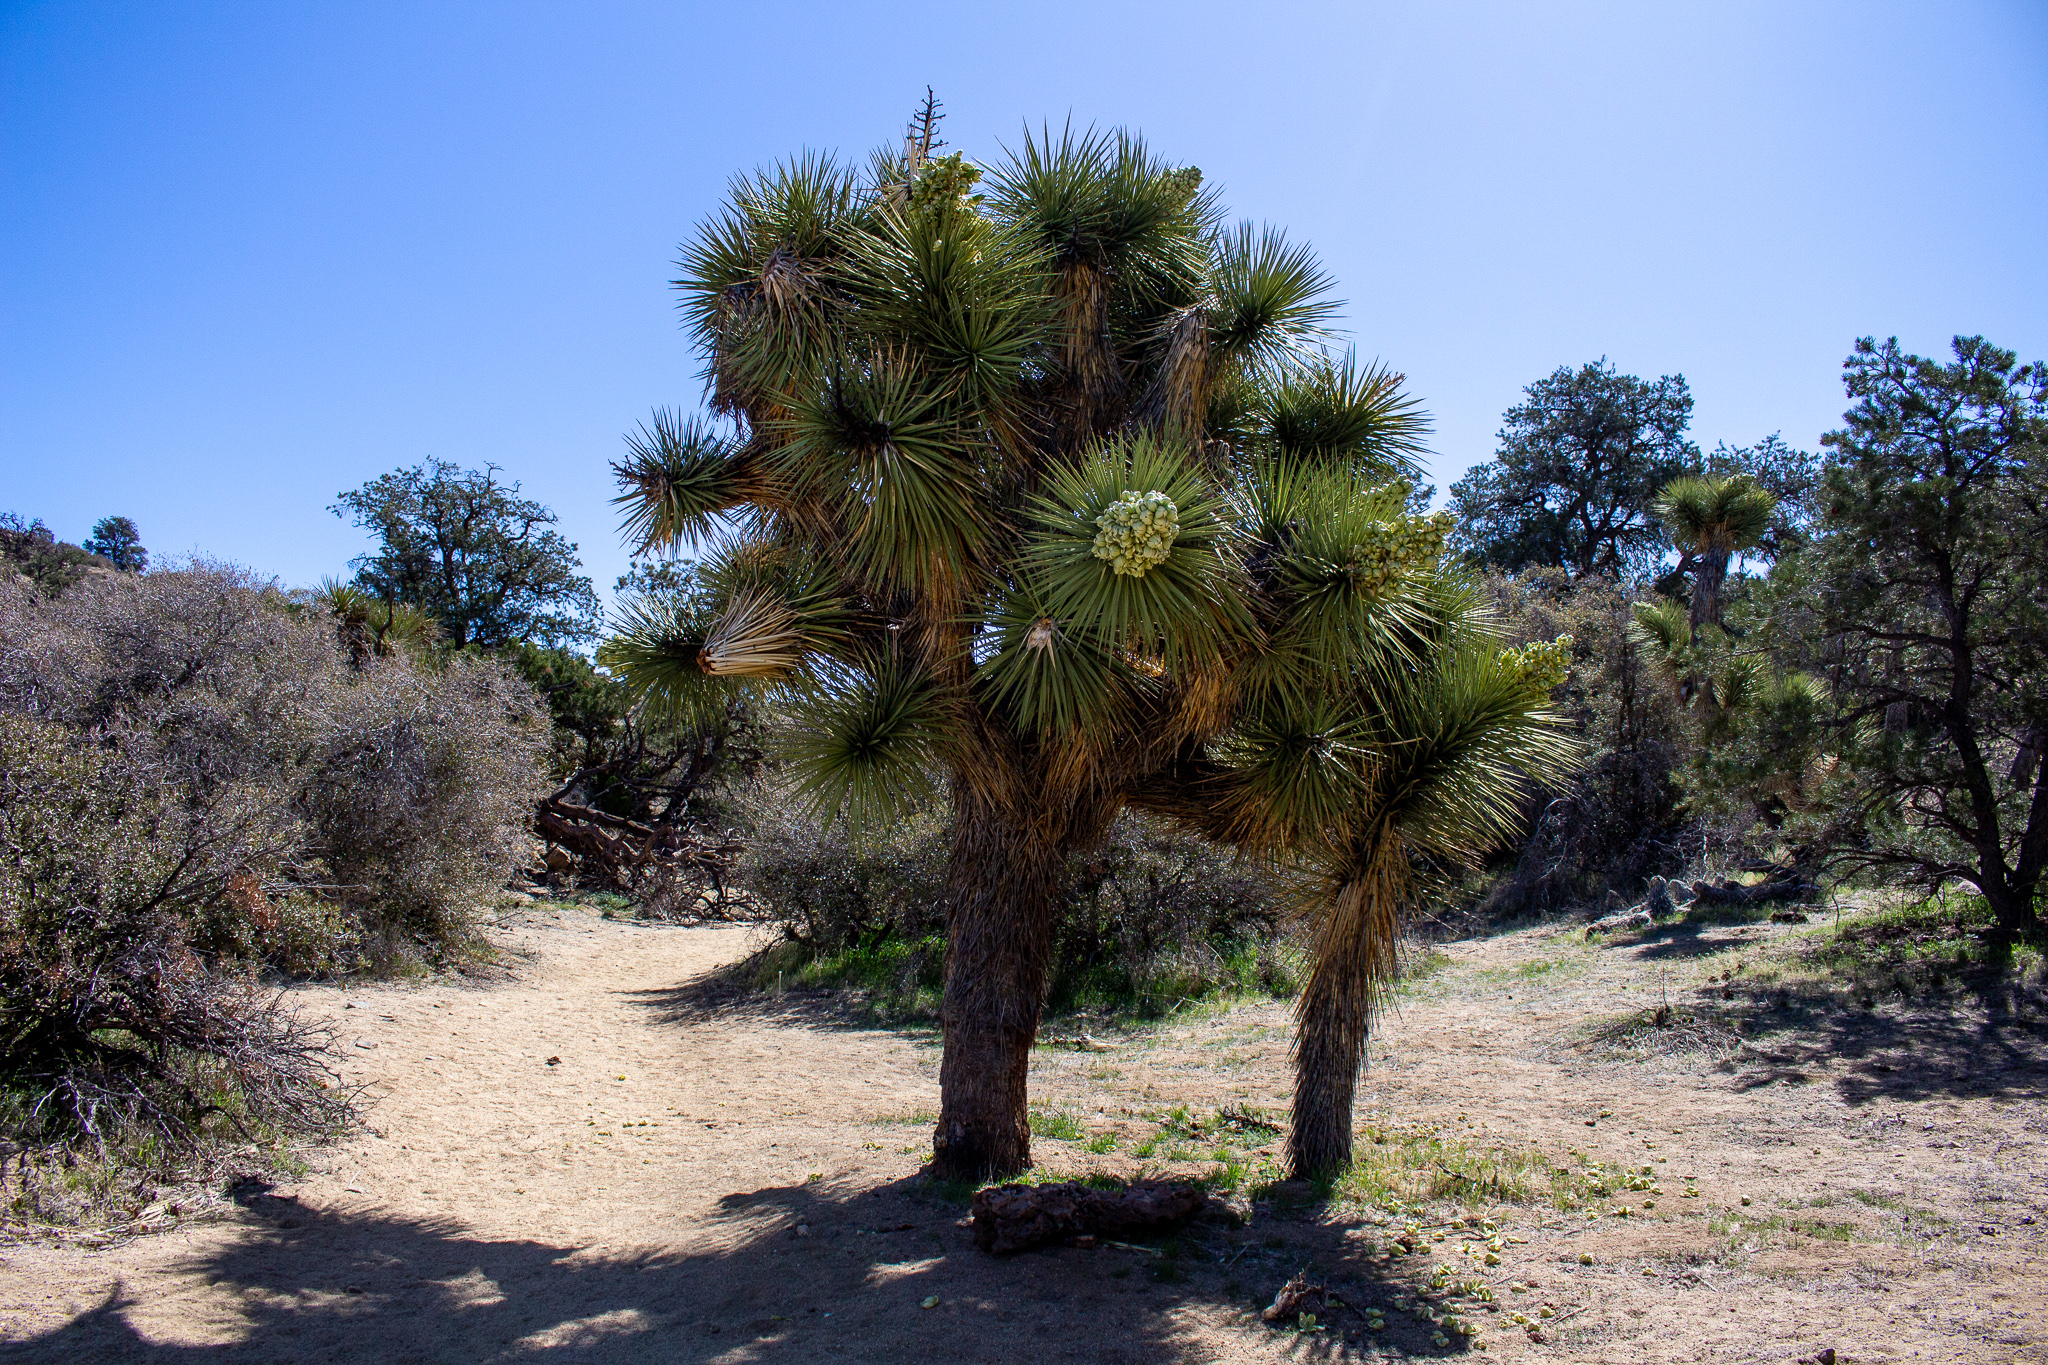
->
[2,903,2044,1364]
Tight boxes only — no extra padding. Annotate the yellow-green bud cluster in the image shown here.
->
[1507,634,1573,691]
[1348,509,1454,592]
[1091,489,1179,578]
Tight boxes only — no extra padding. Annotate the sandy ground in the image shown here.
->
[1,902,2043,1364]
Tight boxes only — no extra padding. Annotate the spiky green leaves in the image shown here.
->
[841,198,1047,423]
[782,651,945,826]
[986,126,1215,304]
[1206,223,1339,371]
[1257,353,1430,482]
[972,585,1131,738]
[1023,435,1246,659]
[596,595,738,732]
[613,410,753,554]
[1304,634,1574,876]
[1209,698,1373,854]
[973,435,1246,737]
[1629,597,1690,657]
[1091,490,1180,577]
[1233,461,1449,701]
[774,349,986,588]
[690,550,857,678]
[673,153,868,412]
[1655,473,1776,556]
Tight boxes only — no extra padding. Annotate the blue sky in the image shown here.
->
[5,1,2045,601]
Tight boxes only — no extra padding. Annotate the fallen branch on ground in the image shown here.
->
[971,1179,1209,1255]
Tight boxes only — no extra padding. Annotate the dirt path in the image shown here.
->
[2,904,2043,1363]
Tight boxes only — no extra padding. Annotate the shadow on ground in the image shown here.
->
[1723,994,2048,1106]
[623,973,934,1038]
[6,1175,1472,1364]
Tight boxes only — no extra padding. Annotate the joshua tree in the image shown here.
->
[1653,473,1776,637]
[604,116,1573,1179]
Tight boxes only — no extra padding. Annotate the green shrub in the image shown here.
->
[0,563,549,970]
[0,563,549,1198]
[731,780,1294,1017]
[0,714,346,1158]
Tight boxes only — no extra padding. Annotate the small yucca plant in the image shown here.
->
[604,108,1574,1178]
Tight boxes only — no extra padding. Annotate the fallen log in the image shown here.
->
[971,1179,1209,1255]
[1691,879,1819,907]
[1586,909,1652,935]
[534,794,742,882]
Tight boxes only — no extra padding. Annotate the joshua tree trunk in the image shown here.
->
[1288,864,1400,1179]
[1688,546,1731,638]
[932,780,1067,1180]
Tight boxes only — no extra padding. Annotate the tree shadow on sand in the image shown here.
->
[623,973,935,1038]
[7,1173,1487,1364]
[1724,994,2047,1106]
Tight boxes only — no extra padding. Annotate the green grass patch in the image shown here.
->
[864,1106,937,1127]
[742,931,1310,1027]
[1736,891,2044,1011]
[740,935,946,1022]
[1028,1107,1086,1141]
[1335,1128,1663,1214]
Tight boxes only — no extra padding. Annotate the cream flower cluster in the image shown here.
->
[1350,509,1455,593]
[1091,489,1179,578]
[1506,634,1574,691]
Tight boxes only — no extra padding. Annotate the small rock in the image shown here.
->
[919,1295,939,1310]
[545,1056,561,1066]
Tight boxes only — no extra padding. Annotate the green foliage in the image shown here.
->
[1703,434,1820,561]
[1254,351,1429,477]
[332,459,600,648]
[1015,433,1246,668]
[306,577,444,666]
[1780,336,2048,934]
[613,411,751,554]
[1028,1107,1086,1141]
[1448,359,1699,578]
[1652,471,1777,638]
[1657,474,1774,566]
[735,781,1296,1019]
[783,650,946,825]
[81,516,148,573]
[0,513,107,594]
[1477,568,1698,916]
